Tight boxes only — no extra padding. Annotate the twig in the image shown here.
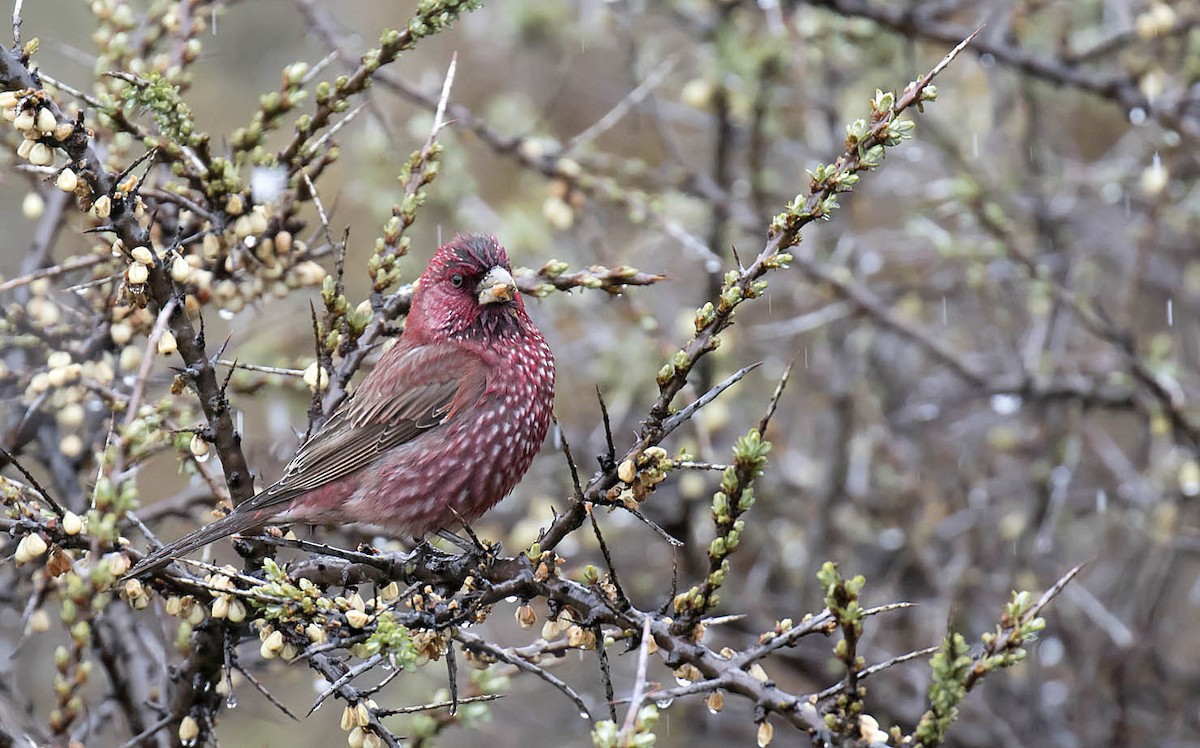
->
[307,653,385,717]
[620,617,654,737]
[453,629,593,721]
[566,54,679,152]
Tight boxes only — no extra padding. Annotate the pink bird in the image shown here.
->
[128,234,555,577]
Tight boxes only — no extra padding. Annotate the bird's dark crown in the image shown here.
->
[434,234,510,276]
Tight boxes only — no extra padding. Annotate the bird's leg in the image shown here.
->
[435,528,475,552]
[410,535,457,566]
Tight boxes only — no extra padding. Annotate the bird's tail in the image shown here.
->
[122,507,271,580]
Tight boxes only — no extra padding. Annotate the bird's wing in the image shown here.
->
[240,342,489,512]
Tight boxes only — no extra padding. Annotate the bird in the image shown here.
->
[126,234,555,578]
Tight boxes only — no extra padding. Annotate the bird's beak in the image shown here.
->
[477,266,517,305]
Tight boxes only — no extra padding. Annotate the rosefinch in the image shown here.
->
[127,234,555,577]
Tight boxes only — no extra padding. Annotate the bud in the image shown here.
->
[55,168,78,193]
[28,142,53,166]
[345,609,370,629]
[36,107,56,135]
[303,361,328,392]
[28,608,51,633]
[260,629,284,659]
[189,433,209,460]
[106,553,131,576]
[62,511,84,535]
[157,330,178,356]
[292,260,327,286]
[22,190,44,219]
[130,245,154,264]
[516,604,536,629]
[306,623,326,643]
[15,533,48,564]
[705,690,724,713]
[165,597,183,617]
[227,599,247,623]
[12,108,34,132]
[340,706,356,732]
[756,720,774,747]
[170,256,193,282]
[120,346,143,372]
[178,716,200,743]
[126,262,149,285]
[618,459,636,483]
[92,194,111,218]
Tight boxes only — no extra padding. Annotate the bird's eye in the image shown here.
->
[450,274,464,288]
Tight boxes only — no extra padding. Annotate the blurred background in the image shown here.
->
[3,1,1200,746]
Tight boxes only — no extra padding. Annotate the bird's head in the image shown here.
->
[409,234,530,343]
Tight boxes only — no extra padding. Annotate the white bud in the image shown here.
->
[291,260,327,286]
[126,262,149,285]
[756,720,774,747]
[178,716,200,743]
[47,350,72,369]
[12,108,34,132]
[306,622,327,643]
[92,194,111,218]
[264,629,284,653]
[28,608,51,633]
[22,191,43,220]
[189,433,210,460]
[36,108,56,135]
[62,511,84,536]
[55,168,78,193]
[59,434,83,458]
[618,459,637,483]
[15,533,48,564]
[303,361,328,392]
[170,256,193,282]
[227,599,247,623]
[248,208,269,235]
[345,609,370,629]
[130,245,154,265]
[118,345,142,372]
[15,137,33,160]
[110,321,133,346]
[28,142,53,166]
[157,330,178,356]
